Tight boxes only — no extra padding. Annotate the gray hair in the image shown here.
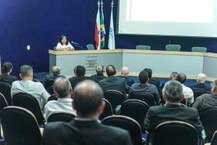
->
[20,65,33,77]
[53,77,71,98]
[163,80,183,102]
[197,73,206,83]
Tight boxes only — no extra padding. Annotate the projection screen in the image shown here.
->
[118,0,217,37]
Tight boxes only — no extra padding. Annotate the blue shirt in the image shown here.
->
[129,83,160,102]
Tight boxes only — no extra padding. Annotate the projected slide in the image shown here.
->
[118,0,217,37]
[126,0,213,23]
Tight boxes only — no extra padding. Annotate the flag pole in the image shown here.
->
[108,0,115,50]
[94,1,101,50]
[100,0,106,49]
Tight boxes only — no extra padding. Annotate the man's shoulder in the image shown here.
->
[197,93,213,100]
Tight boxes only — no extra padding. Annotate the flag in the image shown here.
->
[108,1,115,50]
[100,1,106,49]
[94,1,101,50]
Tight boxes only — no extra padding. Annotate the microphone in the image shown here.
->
[71,41,79,45]
[71,41,84,50]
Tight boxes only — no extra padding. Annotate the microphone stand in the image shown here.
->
[71,41,84,50]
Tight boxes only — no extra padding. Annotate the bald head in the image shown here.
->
[121,66,129,76]
[53,77,72,98]
[197,73,206,84]
[52,66,61,76]
[73,80,104,118]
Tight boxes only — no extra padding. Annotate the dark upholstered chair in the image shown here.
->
[102,115,144,145]
[99,98,113,120]
[13,93,45,125]
[120,99,149,132]
[47,112,75,123]
[0,106,42,145]
[129,92,157,106]
[0,82,12,105]
[152,121,200,145]
[200,107,217,142]
[0,93,8,110]
[104,90,125,113]
[211,130,217,145]
[194,91,207,100]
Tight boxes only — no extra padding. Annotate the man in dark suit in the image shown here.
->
[69,65,96,89]
[193,80,217,112]
[0,62,18,85]
[144,68,160,92]
[42,80,133,145]
[90,64,106,82]
[99,65,127,94]
[190,73,211,96]
[144,80,204,140]
[44,66,64,94]
[118,66,134,87]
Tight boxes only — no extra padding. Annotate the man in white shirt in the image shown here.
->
[176,73,194,104]
[44,77,76,120]
[11,65,50,109]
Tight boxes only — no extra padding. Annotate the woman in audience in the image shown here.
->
[56,35,74,51]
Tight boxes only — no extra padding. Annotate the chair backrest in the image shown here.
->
[192,47,207,52]
[0,106,42,145]
[104,90,125,113]
[47,112,75,123]
[211,130,217,145]
[0,93,8,111]
[13,93,45,125]
[200,107,217,142]
[136,45,151,50]
[120,99,149,131]
[194,91,206,100]
[0,82,12,105]
[152,121,199,145]
[99,98,113,120]
[130,92,156,106]
[86,44,95,50]
[102,115,143,145]
[165,44,181,51]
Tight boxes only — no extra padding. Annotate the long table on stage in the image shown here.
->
[49,49,217,80]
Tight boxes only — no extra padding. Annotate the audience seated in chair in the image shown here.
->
[44,66,64,94]
[90,64,106,82]
[129,70,160,104]
[190,73,211,97]
[44,77,76,121]
[0,62,18,85]
[161,71,178,90]
[193,80,217,113]
[42,80,133,145]
[69,65,96,89]
[144,80,204,143]
[118,66,134,87]
[144,68,160,92]
[176,73,194,105]
[99,65,128,95]
[11,65,50,109]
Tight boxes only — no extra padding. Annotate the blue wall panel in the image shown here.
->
[0,0,217,75]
